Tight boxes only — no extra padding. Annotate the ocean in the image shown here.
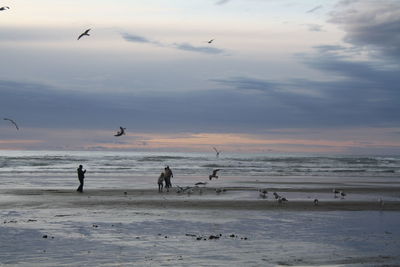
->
[0,150,399,190]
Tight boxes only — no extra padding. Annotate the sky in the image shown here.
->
[1,0,400,154]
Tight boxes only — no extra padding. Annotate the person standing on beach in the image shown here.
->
[158,172,165,192]
[76,165,86,193]
[164,166,173,191]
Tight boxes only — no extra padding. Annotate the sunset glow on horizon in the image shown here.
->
[1,0,400,154]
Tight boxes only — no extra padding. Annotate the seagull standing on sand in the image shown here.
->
[259,189,268,199]
[278,197,288,203]
[3,118,19,130]
[209,169,220,180]
[77,29,91,40]
[114,127,126,137]
[333,188,340,198]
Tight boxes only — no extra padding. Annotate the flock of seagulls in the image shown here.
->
[255,187,352,205]
[258,189,289,203]
[333,188,346,198]
[2,5,363,208]
[1,20,216,136]
[2,5,217,140]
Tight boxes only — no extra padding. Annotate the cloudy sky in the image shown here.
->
[1,0,400,154]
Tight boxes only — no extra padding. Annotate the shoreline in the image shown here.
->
[1,187,399,211]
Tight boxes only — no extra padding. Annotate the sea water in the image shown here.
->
[0,150,399,189]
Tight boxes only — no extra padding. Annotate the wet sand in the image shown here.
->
[1,181,400,266]
[1,186,399,211]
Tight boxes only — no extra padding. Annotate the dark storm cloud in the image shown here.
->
[303,54,399,85]
[329,0,400,60]
[1,79,280,132]
[2,45,400,134]
[214,48,400,128]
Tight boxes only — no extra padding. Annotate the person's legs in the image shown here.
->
[77,178,84,192]
[165,177,170,191]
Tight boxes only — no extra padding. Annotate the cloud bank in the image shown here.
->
[329,0,400,60]
[121,33,225,55]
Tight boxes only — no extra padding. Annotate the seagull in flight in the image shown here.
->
[213,147,221,157]
[77,29,91,40]
[209,169,220,180]
[207,39,215,44]
[0,6,10,11]
[114,127,126,137]
[4,118,19,130]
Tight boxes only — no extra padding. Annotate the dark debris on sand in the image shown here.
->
[185,233,249,241]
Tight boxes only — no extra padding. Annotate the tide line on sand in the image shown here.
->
[0,188,399,211]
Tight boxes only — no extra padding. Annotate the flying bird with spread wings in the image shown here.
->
[77,29,91,40]
[4,118,19,130]
[209,169,220,180]
[0,6,10,11]
[114,127,126,137]
[207,39,215,44]
[213,147,221,157]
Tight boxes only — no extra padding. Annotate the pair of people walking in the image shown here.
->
[158,166,173,192]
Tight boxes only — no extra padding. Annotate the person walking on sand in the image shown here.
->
[164,166,173,192]
[158,172,165,193]
[76,165,86,193]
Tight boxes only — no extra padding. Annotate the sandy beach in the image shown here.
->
[1,182,400,266]
[1,186,400,211]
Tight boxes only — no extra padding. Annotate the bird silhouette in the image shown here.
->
[207,39,215,44]
[4,118,19,130]
[77,29,91,40]
[0,6,10,11]
[209,169,220,180]
[259,189,268,199]
[114,127,126,137]
[213,147,221,157]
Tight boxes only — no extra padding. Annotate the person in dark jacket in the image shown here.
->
[164,166,173,192]
[77,165,86,192]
